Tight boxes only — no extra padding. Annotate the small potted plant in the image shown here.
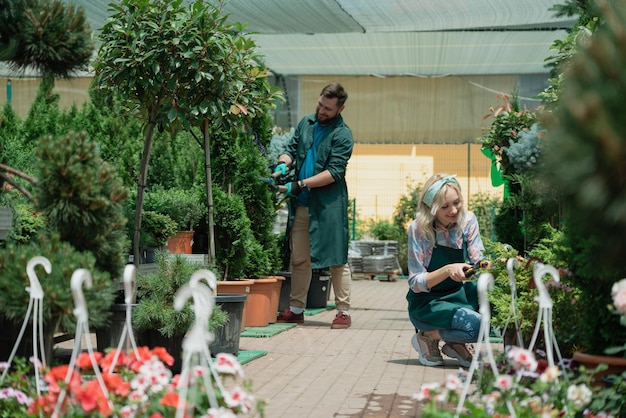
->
[143,187,206,254]
[138,210,178,262]
[133,250,238,373]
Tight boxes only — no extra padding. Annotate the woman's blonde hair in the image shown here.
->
[415,173,466,243]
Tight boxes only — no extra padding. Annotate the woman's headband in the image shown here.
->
[422,175,458,208]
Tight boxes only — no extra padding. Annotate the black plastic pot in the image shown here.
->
[306,270,331,308]
[210,294,246,356]
[278,270,332,309]
[95,303,138,352]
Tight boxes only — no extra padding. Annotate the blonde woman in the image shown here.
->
[406,174,486,367]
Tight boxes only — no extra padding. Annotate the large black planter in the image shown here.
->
[140,329,185,374]
[210,294,246,356]
[278,270,332,310]
[95,303,138,352]
[137,294,246,374]
[0,315,57,364]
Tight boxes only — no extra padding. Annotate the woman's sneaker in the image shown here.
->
[442,342,473,367]
[411,332,443,367]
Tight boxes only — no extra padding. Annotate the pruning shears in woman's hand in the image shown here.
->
[463,260,490,278]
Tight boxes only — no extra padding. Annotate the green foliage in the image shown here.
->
[212,187,253,280]
[63,99,144,189]
[93,0,283,267]
[468,192,501,241]
[539,0,626,354]
[139,211,178,248]
[143,186,206,232]
[1,0,93,78]
[366,219,402,241]
[392,182,424,273]
[36,131,129,280]
[479,94,538,180]
[0,356,35,417]
[20,79,64,168]
[0,233,115,332]
[7,201,47,244]
[542,0,597,104]
[133,251,225,338]
[484,228,583,357]
[147,131,204,189]
[267,127,294,168]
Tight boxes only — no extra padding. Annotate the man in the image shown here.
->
[274,82,354,329]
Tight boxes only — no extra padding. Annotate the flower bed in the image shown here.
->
[0,347,262,417]
[415,346,625,417]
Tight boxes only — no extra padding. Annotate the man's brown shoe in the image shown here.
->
[276,309,304,324]
[331,311,351,329]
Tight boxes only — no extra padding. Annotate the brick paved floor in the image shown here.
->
[240,277,467,418]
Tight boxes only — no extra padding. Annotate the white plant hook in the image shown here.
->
[502,257,524,347]
[456,273,516,418]
[1,256,51,395]
[109,264,141,370]
[174,271,223,418]
[527,263,565,371]
[54,269,113,417]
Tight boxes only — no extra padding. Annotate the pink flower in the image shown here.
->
[494,375,514,391]
[506,346,538,372]
[214,353,243,378]
[413,382,441,402]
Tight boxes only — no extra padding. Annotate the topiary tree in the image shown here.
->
[36,131,129,281]
[0,0,92,85]
[94,0,282,269]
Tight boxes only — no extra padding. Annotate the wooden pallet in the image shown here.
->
[352,272,398,282]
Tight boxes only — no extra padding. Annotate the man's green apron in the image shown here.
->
[406,241,478,328]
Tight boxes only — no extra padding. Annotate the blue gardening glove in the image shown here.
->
[274,162,288,176]
[285,181,302,198]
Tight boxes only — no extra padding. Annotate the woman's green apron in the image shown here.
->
[406,241,478,328]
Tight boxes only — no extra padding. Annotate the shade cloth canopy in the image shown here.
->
[68,0,576,77]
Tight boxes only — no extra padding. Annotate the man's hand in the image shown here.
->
[285,181,302,197]
[274,162,288,176]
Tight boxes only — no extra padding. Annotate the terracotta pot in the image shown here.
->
[572,351,626,386]
[242,277,277,328]
[166,230,194,254]
[216,279,254,332]
[263,275,285,323]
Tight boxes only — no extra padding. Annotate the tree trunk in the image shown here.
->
[203,119,216,265]
[133,120,156,268]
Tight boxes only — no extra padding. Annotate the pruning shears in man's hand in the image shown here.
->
[463,260,491,278]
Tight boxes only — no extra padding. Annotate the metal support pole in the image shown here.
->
[6,79,12,104]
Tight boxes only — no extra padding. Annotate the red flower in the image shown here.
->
[160,390,180,407]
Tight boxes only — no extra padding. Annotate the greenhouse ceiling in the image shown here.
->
[71,0,576,77]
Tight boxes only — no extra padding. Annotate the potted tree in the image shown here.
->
[138,210,178,263]
[143,187,206,255]
[133,251,239,373]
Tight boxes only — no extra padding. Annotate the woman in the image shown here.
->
[406,173,486,367]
